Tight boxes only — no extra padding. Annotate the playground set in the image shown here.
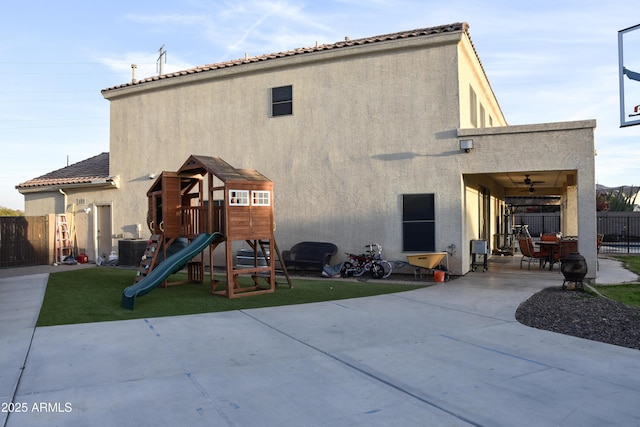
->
[121,155,290,310]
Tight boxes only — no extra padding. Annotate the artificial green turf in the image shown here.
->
[36,267,425,326]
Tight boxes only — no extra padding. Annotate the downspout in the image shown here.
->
[59,188,68,213]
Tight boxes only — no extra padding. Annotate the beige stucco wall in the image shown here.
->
[22,187,118,261]
[101,29,597,276]
[23,191,64,216]
[458,121,597,276]
[458,31,507,128]
[105,32,475,271]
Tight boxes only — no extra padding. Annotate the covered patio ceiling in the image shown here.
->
[487,170,576,197]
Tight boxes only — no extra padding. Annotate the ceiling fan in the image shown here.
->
[524,174,544,186]
[519,174,545,193]
[520,183,537,193]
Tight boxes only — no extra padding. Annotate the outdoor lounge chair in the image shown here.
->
[518,237,547,270]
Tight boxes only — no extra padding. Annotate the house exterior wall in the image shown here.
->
[458,121,597,275]
[22,187,118,261]
[564,185,579,237]
[23,191,64,216]
[457,32,506,129]
[105,31,488,273]
[102,28,597,276]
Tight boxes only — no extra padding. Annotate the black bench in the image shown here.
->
[282,242,337,274]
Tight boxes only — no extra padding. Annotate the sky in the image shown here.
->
[1,0,639,210]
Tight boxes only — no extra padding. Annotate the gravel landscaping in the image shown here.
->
[516,286,640,350]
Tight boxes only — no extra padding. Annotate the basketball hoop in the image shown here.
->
[618,24,640,127]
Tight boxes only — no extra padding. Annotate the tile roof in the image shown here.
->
[102,22,469,93]
[16,152,111,189]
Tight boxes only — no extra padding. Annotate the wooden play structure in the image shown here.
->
[136,155,290,298]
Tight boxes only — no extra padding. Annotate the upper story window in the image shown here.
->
[272,85,292,117]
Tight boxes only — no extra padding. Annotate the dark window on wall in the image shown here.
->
[272,85,292,116]
[402,194,435,251]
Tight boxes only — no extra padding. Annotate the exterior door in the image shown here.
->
[96,204,112,259]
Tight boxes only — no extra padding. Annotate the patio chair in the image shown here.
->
[556,239,578,263]
[518,237,547,270]
[535,237,578,273]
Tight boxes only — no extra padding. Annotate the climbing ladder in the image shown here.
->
[133,234,162,284]
[55,214,73,263]
[258,239,292,288]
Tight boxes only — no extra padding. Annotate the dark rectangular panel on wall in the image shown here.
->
[403,222,435,252]
[402,194,435,252]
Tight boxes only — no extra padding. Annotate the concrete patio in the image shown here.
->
[1,256,638,426]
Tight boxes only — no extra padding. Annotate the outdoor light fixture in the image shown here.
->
[148,173,156,180]
[459,139,474,153]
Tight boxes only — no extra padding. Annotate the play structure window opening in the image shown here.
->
[252,191,270,206]
[229,190,249,206]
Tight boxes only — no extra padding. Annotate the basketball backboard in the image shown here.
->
[619,23,640,127]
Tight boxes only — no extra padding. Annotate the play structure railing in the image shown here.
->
[180,205,225,237]
[212,204,225,233]
[180,206,208,237]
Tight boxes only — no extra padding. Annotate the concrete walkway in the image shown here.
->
[0,258,638,426]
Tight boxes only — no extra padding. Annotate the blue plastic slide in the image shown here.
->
[121,232,224,310]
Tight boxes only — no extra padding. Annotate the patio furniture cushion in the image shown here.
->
[518,237,547,270]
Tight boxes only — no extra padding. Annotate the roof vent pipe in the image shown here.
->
[131,64,138,84]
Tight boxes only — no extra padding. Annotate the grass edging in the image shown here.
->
[590,256,640,309]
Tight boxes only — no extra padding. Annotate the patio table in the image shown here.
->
[536,241,559,270]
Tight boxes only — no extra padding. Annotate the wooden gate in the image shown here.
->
[0,216,49,268]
